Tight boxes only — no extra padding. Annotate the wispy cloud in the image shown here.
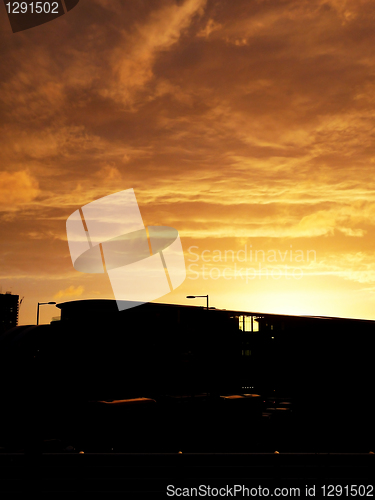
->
[54,285,84,299]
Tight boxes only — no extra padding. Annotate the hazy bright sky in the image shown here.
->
[1,0,375,325]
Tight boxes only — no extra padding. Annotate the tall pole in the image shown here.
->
[36,302,57,325]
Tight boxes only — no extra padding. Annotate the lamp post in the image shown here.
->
[37,302,57,325]
[186,295,209,310]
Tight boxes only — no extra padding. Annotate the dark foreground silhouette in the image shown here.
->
[0,300,373,454]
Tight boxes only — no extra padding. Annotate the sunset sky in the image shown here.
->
[1,0,375,325]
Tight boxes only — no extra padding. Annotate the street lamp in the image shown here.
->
[186,295,209,310]
[37,302,57,325]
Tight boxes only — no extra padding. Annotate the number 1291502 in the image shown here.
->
[5,2,60,14]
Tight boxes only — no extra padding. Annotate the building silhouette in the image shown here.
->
[0,292,19,335]
[0,298,374,452]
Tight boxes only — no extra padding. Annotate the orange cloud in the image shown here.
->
[107,0,207,105]
[0,170,39,209]
[197,19,222,38]
[2,0,375,323]
[54,285,84,299]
